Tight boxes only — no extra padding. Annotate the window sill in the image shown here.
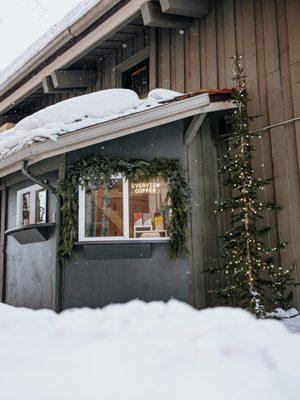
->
[74,240,169,260]
[75,239,170,244]
[5,223,55,244]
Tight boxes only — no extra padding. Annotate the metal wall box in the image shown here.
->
[78,242,153,260]
[5,223,55,244]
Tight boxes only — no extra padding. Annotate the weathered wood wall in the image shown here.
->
[158,0,300,307]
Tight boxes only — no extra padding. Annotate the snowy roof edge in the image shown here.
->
[0,0,120,95]
[0,94,235,179]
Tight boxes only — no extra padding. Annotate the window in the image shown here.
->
[78,176,170,241]
[122,59,149,99]
[16,184,47,227]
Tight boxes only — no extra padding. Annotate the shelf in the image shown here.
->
[5,223,56,244]
[74,241,157,260]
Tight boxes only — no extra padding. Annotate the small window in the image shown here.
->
[16,184,47,227]
[78,176,170,241]
[122,59,149,99]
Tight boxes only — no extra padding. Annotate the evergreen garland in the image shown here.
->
[58,156,191,264]
[211,55,294,316]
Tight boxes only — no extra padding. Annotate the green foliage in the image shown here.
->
[58,156,191,264]
[211,55,294,316]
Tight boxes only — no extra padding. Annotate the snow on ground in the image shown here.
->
[267,308,300,334]
[0,300,300,400]
[281,314,300,334]
[0,0,100,87]
[0,88,183,160]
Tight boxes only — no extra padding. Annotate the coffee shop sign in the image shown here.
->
[131,182,161,194]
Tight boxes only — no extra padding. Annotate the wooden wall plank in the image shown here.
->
[161,29,171,89]
[200,18,207,87]
[234,0,244,56]
[157,29,163,87]
[254,0,279,252]
[184,28,192,92]
[205,0,218,88]
[201,119,220,306]
[149,28,158,90]
[188,19,201,91]
[216,2,226,88]
[223,0,236,86]
[174,30,185,92]
[187,132,206,308]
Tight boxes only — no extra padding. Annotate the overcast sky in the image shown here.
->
[0,0,81,72]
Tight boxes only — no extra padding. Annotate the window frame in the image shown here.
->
[114,46,150,92]
[78,175,170,242]
[16,184,47,228]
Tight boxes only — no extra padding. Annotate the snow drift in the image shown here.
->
[0,300,299,400]
[0,88,183,160]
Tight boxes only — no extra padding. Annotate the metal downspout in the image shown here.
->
[21,159,62,312]
[21,160,58,196]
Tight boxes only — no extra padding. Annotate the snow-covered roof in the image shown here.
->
[0,0,102,88]
[0,88,183,160]
[0,89,236,178]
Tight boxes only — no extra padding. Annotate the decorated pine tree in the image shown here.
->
[211,55,294,316]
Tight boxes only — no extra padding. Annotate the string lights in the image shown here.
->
[210,55,294,316]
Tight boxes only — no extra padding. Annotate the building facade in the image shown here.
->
[0,0,299,310]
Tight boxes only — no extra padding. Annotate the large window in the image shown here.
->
[16,184,47,227]
[78,176,170,241]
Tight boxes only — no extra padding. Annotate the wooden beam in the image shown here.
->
[141,1,192,29]
[0,122,15,133]
[42,76,75,94]
[114,46,150,73]
[159,0,209,18]
[51,70,96,89]
[184,113,207,146]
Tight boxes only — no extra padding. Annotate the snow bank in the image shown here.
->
[268,307,299,319]
[0,0,100,87]
[0,88,183,160]
[0,300,299,400]
[281,314,300,333]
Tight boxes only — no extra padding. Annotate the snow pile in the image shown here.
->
[0,88,183,160]
[0,300,299,400]
[268,307,299,319]
[281,314,300,333]
[0,0,101,87]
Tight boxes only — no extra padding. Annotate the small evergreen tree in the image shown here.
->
[211,55,293,316]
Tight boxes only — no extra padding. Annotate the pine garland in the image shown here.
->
[211,55,294,316]
[58,156,191,264]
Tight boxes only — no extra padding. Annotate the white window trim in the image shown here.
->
[16,184,47,227]
[78,176,170,242]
